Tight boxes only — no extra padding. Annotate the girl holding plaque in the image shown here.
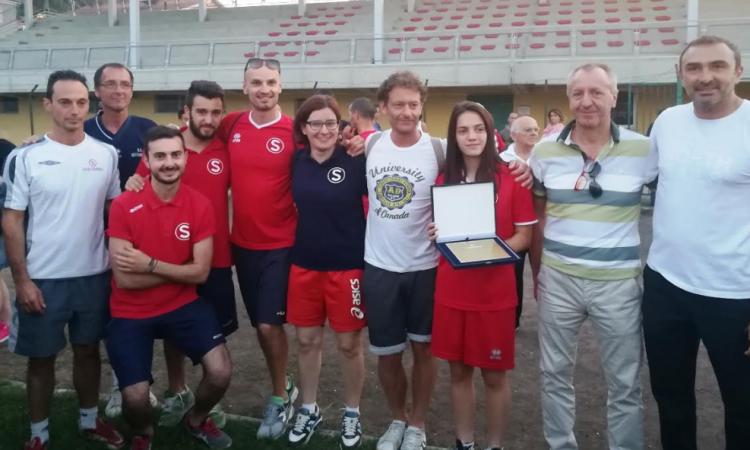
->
[286,95,368,449]
[428,101,537,450]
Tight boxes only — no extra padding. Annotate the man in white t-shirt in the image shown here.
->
[364,71,441,450]
[643,35,750,450]
[3,70,123,450]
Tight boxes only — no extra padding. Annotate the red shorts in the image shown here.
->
[287,265,366,332]
[431,303,515,370]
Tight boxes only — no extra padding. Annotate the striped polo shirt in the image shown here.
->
[529,121,657,280]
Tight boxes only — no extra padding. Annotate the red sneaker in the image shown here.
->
[81,417,125,449]
[0,322,9,344]
[130,434,152,450]
[24,437,47,450]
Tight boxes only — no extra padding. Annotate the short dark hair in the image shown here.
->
[185,80,225,109]
[376,71,427,105]
[143,125,184,156]
[349,97,377,119]
[679,35,742,70]
[93,63,134,88]
[293,94,341,148]
[46,70,88,99]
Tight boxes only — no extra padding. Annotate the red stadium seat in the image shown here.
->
[403,26,417,32]
[496,3,509,9]
[581,41,597,48]
[324,30,337,35]
[655,15,672,21]
[410,47,426,53]
[291,15,302,19]
[537,10,550,16]
[492,13,506,18]
[504,43,519,49]
[467,23,480,28]
[582,18,595,24]
[439,35,453,40]
[388,48,401,54]
[433,46,449,52]
[608,41,624,47]
[243,51,255,57]
[483,44,498,50]
[605,8,618,13]
[653,6,667,11]
[451,15,464,20]
[477,5,488,10]
[532,31,546,37]
[461,34,477,39]
[315,21,327,26]
[459,45,472,52]
[416,8,429,13]
[607,29,623,34]
[556,30,570,36]
[630,16,646,22]
[555,42,570,48]
[343,12,354,17]
[430,16,443,21]
[662,39,680,45]
[606,17,621,23]
[297,22,309,27]
[280,23,291,28]
[307,14,319,19]
[456,6,468,11]
[511,21,525,26]
[263,51,279,57]
[446,24,459,29]
[334,20,347,25]
[410,17,423,22]
[581,8,594,14]
[557,19,572,25]
[629,7,643,12]
[518,2,530,8]
[484,33,499,38]
[530,43,545,49]
[417,36,432,41]
[658,27,675,33]
[559,10,572,15]
[515,12,528,17]
[471,14,484,19]
[305,30,318,36]
[325,13,336,18]
[534,19,549,26]
[274,41,289,46]
[581,30,596,35]
[437,7,448,12]
[352,4,362,9]
[269,31,282,37]
[424,25,438,31]
[635,40,651,47]
[259,41,271,47]
[287,31,300,36]
[283,51,298,57]
[313,40,328,45]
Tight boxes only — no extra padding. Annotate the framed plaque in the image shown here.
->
[431,182,520,268]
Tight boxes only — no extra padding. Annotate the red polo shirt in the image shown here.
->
[137,137,231,268]
[217,111,297,250]
[107,181,215,319]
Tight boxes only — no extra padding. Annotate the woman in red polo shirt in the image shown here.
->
[429,101,537,450]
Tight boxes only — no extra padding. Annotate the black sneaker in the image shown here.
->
[339,410,363,449]
[287,405,322,446]
[455,439,475,450]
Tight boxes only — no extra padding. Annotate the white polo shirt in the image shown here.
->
[3,134,120,279]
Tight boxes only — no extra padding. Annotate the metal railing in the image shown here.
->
[0,18,748,71]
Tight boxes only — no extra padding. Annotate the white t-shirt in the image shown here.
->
[364,130,441,272]
[3,134,121,279]
[647,100,750,299]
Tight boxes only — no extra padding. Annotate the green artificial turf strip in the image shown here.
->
[0,380,375,450]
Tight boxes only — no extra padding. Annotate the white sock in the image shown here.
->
[30,419,49,444]
[111,369,119,390]
[79,406,98,430]
[302,402,317,413]
[344,405,360,415]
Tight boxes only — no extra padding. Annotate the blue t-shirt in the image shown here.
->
[84,111,156,189]
[291,146,367,271]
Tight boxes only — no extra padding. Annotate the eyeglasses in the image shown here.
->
[306,120,339,132]
[244,58,281,73]
[574,156,603,198]
[99,81,133,90]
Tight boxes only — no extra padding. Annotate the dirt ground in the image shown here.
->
[0,209,726,449]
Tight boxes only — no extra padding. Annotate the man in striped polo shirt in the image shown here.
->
[529,63,658,450]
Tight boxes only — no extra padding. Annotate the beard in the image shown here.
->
[152,168,181,185]
[189,118,216,141]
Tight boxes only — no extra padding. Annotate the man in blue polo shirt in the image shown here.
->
[83,62,158,417]
[85,63,157,190]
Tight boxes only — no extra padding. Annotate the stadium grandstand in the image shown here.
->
[0,0,748,143]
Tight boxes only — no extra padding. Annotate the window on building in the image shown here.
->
[612,86,634,127]
[0,96,19,114]
[155,94,182,114]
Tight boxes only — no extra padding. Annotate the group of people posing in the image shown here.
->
[2,33,749,450]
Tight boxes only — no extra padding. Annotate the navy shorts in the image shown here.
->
[232,245,291,327]
[197,267,238,337]
[105,298,225,390]
[363,263,436,356]
[9,272,110,358]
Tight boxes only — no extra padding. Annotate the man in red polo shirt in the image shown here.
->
[129,81,235,428]
[107,126,232,450]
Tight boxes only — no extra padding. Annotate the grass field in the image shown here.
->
[0,380,376,450]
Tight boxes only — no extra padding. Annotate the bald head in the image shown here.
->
[510,115,540,150]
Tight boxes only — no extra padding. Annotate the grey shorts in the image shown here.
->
[363,263,436,356]
[9,272,110,358]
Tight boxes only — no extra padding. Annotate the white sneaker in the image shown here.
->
[148,390,159,408]
[104,387,122,418]
[377,420,406,450]
[400,426,426,450]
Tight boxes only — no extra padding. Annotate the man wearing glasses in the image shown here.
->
[215,57,299,440]
[528,63,658,450]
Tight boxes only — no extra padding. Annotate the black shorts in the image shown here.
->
[197,267,238,336]
[105,298,225,390]
[363,263,436,355]
[232,245,291,327]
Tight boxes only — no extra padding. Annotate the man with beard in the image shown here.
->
[215,57,299,440]
[107,125,232,450]
[127,80,235,429]
[643,35,750,450]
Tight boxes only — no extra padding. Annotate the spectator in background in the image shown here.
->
[499,112,518,144]
[543,108,565,137]
[348,97,379,141]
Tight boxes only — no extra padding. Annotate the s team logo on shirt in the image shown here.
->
[232,133,241,144]
[175,222,191,241]
[207,158,224,175]
[266,137,285,154]
[327,167,346,184]
[349,278,364,320]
